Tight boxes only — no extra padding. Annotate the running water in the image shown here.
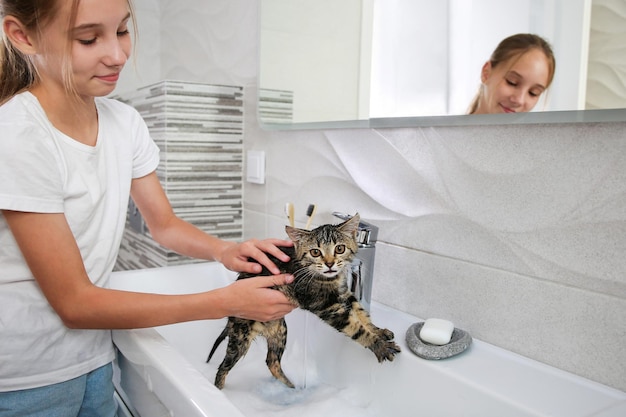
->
[157,311,379,416]
[203,312,379,417]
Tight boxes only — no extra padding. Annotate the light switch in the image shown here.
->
[246,150,265,184]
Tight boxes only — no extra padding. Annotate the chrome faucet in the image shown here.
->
[333,212,379,312]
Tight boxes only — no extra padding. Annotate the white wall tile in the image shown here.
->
[373,243,626,390]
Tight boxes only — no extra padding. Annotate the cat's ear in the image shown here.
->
[339,213,360,238]
[285,225,310,242]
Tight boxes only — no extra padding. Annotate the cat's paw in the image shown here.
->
[370,334,401,362]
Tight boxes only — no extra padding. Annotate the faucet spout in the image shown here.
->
[349,245,376,312]
[334,212,378,312]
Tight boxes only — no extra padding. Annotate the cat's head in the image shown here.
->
[285,213,360,279]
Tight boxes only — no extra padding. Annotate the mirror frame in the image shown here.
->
[259,108,626,131]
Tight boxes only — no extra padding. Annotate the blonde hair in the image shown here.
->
[0,0,137,105]
[468,33,556,115]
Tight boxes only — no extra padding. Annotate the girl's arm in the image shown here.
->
[130,171,292,275]
[2,209,295,329]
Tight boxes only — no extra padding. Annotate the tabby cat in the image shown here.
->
[206,214,400,389]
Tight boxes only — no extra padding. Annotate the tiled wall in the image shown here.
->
[115,81,244,270]
[121,0,626,392]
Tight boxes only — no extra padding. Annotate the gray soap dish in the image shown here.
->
[405,322,472,360]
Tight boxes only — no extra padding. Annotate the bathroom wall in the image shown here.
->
[123,0,625,392]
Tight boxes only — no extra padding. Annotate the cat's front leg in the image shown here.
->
[346,300,401,362]
[317,293,400,362]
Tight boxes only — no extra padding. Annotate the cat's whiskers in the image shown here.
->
[294,269,318,293]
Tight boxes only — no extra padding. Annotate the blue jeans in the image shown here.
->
[0,363,118,417]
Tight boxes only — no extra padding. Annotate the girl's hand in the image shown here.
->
[222,274,296,321]
[218,238,293,275]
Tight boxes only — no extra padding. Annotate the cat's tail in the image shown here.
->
[206,327,228,363]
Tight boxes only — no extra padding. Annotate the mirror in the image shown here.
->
[259,0,626,127]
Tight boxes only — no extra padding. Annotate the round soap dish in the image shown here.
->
[405,322,472,360]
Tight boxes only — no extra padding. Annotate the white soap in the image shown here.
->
[419,318,455,345]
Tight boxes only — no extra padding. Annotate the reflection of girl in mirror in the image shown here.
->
[468,33,556,114]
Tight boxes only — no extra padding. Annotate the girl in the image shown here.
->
[468,33,556,114]
[0,0,295,415]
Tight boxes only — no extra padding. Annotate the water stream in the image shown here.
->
[157,311,379,416]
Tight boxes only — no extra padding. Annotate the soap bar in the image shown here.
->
[419,318,454,345]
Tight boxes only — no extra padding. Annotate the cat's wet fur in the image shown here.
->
[206,214,400,389]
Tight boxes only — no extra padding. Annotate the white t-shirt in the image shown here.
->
[0,92,160,391]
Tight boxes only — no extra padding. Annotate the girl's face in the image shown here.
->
[34,0,132,99]
[475,49,550,114]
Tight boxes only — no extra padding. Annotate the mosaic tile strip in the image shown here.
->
[115,80,243,270]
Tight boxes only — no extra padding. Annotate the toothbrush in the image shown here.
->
[285,203,295,227]
[304,204,317,229]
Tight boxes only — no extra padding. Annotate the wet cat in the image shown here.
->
[206,214,400,389]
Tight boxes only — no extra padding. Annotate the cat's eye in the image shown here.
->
[335,244,346,255]
[310,249,321,257]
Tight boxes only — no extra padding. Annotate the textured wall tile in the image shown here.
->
[252,122,626,302]
[159,0,258,86]
[373,124,626,299]
[372,243,626,392]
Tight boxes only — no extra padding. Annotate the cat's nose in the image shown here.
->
[325,262,334,269]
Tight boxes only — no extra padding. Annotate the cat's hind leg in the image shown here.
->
[214,320,259,389]
[264,318,295,388]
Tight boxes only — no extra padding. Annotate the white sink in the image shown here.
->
[110,262,626,417]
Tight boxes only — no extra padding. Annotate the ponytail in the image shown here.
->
[467,89,480,115]
[0,0,77,105]
[0,33,35,105]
